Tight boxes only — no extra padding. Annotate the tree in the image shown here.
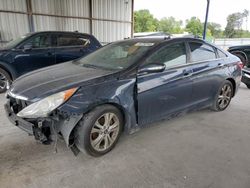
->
[185,17,203,36]
[134,10,158,32]
[243,9,249,30]
[158,17,183,34]
[224,10,249,38]
[207,22,223,38]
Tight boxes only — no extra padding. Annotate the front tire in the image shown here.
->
[0,68,12,93]
[211,80,233,111]
[75,105,123,157]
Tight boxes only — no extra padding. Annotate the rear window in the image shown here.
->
[57,35,90,47]
[189,42,216,62]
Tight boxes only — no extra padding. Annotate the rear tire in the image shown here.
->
[0,68,11,93]
[75,105,123,157]
[246,84,250,89]
[211,80,233,111]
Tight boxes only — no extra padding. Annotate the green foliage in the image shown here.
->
[185,17,203,37]
[232,30,250,38]
[134,9,250,39]
[134,10,158,32]
[224,10,249,38]
[158,17,183,34]
[207,22,223,38]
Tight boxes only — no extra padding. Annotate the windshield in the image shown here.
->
[74,40,156,70]
[4,34,30,49]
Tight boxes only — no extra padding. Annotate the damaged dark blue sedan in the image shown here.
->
[5,37,242,156]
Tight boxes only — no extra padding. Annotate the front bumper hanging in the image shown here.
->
[5,102,34,135]
[5,100,82,153]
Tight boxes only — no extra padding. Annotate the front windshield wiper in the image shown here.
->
[82,64,100,69]
[82,63,121,71]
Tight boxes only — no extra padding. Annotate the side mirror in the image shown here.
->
[23,44,32,52]
[138,63,166,74]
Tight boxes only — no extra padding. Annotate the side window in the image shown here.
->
[57,35,90,47]
[146,42,187,68]
[189,42,216,62]
[217,49,227,58]
[23,35,51,49]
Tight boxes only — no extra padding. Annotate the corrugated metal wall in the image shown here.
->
[0,0,133,46]
[32,0,90,17]
[93,21,131,43]
[31,0,90,33]
[92,0,132,43]
[0,0,29,45]
[33,16,90,33]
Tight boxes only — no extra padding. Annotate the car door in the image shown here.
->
[137,42,193,125]
[12,33,55,76]
[187,41,225,105]
[55,33,93,64]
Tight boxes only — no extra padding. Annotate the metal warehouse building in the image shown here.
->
[0,0,134,46]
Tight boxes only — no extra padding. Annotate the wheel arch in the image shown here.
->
[66,101,129,147]
[85,101,127,128]
[226,78,236,97]
[0,62,17,80]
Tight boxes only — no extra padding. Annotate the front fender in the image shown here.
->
[57,78,138,138]
[0,61,18,80]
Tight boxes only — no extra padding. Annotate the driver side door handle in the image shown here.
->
[183,69,193,78]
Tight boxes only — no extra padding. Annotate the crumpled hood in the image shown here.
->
[9,61,115,101]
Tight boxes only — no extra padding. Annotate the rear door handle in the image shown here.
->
[184,72,191,76]
[47,52,54,56]
[183,70,192,78]
[218,63,225,68]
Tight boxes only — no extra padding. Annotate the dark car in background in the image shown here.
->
[0,31,101,93]
[5,37,242,157]
[242,68,250,89]
[228,45,250,67]
[228,45,250,88]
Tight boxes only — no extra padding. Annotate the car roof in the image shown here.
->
[29,31,92,37]
[119,37,206,45]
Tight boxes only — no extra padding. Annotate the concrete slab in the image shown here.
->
[0,85,250,188]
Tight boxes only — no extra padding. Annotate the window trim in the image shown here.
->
[216,48,228,58]
[143,41,188,69]
[188,41,218,63]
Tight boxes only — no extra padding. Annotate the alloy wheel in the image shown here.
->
[217,84,232,109]
[0,72,7,90]
[90,113,120,152]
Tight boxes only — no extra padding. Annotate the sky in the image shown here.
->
[134,0,250,30]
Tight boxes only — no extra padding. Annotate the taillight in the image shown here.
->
[237,61,244,69]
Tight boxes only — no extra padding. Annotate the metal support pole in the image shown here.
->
[89,0,93,35]
[203,0,210,40]
[26,0,34,32]
[131,0,134,38]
